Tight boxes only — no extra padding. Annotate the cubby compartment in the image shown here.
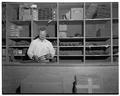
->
[33,21,57,38]
[85,3,110,19]
[59,3,84,20]
[85,20,111,37]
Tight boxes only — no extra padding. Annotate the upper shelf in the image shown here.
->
[8,37,31,39]
[85,18,111,21]
[85,37,110,41]
[8,20,31,24]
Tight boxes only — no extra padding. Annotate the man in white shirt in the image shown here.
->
[27,27,55,62]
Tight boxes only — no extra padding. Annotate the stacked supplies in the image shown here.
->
[9,48,28,56]
[2,49,6,56]
[9,40,30,46]
[16,40,30,45]
[19,3,39,20]
[59,50,82,55]
[59,24,67,38]
[9,24,20,37]
[96,4,110,18]
[19,4,32,21]
[59,42,82,46]
[9,24,29,37]
[31,4,38,20]
[38,8,53,20]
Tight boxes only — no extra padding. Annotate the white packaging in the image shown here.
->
[71,8,83,20]
[59,25,67,31]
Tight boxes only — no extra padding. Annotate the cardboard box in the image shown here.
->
[71,8,83,20]
[75,75,100,93]
[59,25,67,31]
[59,32,67,37]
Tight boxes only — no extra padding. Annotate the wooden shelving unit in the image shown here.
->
[2,2,119,65]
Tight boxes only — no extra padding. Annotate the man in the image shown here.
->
[27,27,55,62]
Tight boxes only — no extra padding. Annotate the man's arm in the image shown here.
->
[48,42,55,58]
[27,41,35,59]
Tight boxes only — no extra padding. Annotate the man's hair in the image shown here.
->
[39,27,46,31]
[34,27,47,40]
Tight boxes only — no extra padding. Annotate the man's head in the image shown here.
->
[39,27,47,41]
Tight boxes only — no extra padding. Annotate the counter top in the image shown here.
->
[2,61,118,66]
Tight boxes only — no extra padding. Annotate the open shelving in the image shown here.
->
[2,2,119,65]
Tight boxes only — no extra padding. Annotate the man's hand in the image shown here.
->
[32,55,39,61]
[45,54,52,59]
[38,56,46,61]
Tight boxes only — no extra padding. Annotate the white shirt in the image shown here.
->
[27,38,55,59]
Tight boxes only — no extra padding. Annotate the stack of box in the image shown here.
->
[19,25,30,37]
[71,8,83,20]
[59,42,82,46]
[31,4,38,20]
[16,40,30,45]
[9,24,29,37]
[59,50,82,55]
[19,4,32,21]
[9,24,20,37]
[59,24,67,38]
[96,4,110,18]
[19,4,39,21]
[38,8,53,20]
[85,50,105,55]
[12,48,27,56]
[2,49,6,56]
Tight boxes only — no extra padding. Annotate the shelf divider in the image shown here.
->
[111,2,113,63]
[83,3,86,64]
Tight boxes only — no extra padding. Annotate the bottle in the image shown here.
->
[31,4,38,20]
[96,28,101,37]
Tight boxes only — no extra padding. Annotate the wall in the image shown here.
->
[2,65,118,94]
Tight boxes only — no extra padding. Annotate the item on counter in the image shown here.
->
[71,8,83,20]
[50,57,57,62]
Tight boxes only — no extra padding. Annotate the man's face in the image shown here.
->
[39,30,46,40]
